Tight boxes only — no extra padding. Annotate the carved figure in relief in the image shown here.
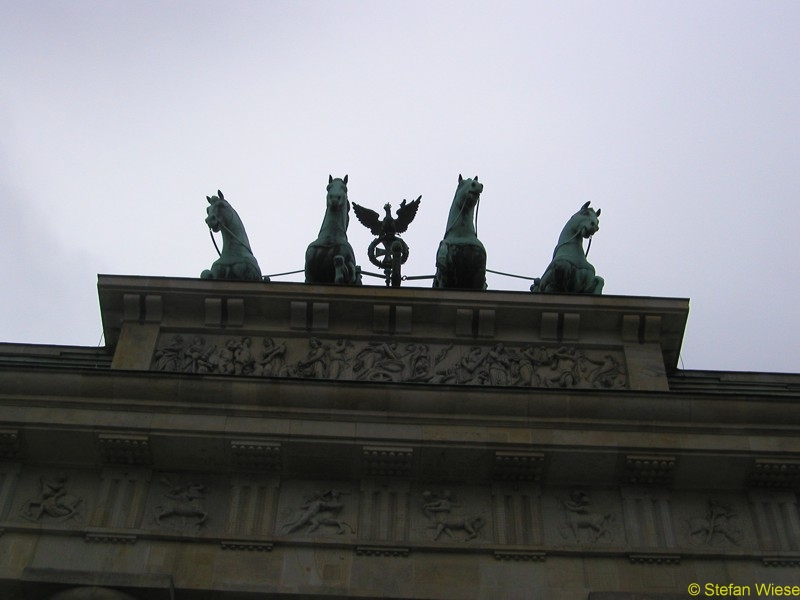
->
[215,339,240,375]
[153,335,186,371]
[151,335,626,390]
[688,500,742,546]
[485,343,512,385]
[421,490,485,541]
[20,476,82,522]
[327,339,353,380]
[234,336,256,375]
[353,342,404,381]
[255,337,286,377]
[586,354,625,388]
[295,337,330,378]
[457,346,488,384]
[184,336,215,373]
[282,489,354,535]
[154,479,208,529]
[560,490,613,543]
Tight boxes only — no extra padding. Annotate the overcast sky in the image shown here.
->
[2,1,798,373]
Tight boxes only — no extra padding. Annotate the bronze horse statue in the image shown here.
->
[433,175,486,289]
[531,201,603,294]
[305,175,361,285]
[201,190,262,281]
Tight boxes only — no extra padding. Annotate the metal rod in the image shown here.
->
[485,268,536,281]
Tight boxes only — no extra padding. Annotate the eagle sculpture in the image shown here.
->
[352,196,422,239]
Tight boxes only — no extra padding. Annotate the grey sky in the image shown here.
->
[2,1,798,373]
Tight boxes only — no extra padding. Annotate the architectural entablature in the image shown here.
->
[98,275,689,392]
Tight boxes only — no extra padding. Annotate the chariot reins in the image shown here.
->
[209,221,253,257]
[552,229,594,258]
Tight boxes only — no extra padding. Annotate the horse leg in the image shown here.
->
[333,255,346,284]
[591,276,604,294]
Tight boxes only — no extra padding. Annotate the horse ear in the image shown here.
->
[595,208,601,216]
[329,175,333,184]
[474,175,479,181]
[206,196,212,204]
[343,174,348,185]
[218,190,225,200]
[458,174,463,183]
[581,201,591,211]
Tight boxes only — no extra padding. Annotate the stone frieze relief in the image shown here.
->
[281,488,355,535]
[687,499,743,547]
[559,490,616,544]
[421,489,486,542]
[153,477,209,531]
[19,475,82,523]
[151,334,627,389]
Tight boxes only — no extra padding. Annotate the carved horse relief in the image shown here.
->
[305,175,362,285]
[433,175,487,289]
[532,201,603,294]
[560,490,614,543]
[201,190,262,281]
[154,479,208,529]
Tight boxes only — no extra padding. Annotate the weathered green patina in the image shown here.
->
[531,201,603,294]
[201,191,262,281]
[305,175,362,285]
[433,175,486,290]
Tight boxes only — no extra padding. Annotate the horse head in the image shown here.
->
[205,190,233,233]
[454,174,483,213]
[443,175,483,240]
[326,174,349,212]
[569,201,601,240]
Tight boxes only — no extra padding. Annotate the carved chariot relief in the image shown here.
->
[420,489,486,542]
[152,334,627,390]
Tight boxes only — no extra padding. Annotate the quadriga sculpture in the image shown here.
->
[305,175,362,285]
[433,175,486,289]
[201,190,262,281]
[531,201,604,294]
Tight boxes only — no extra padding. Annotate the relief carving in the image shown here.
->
[421,490,485,541]
[281,489,354,535]
[154,478,208,530]
[152,335,626,389]
[255,337,287,377]
[688,499,743,546]
[20,475,82,522]
[560,490,614,543]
